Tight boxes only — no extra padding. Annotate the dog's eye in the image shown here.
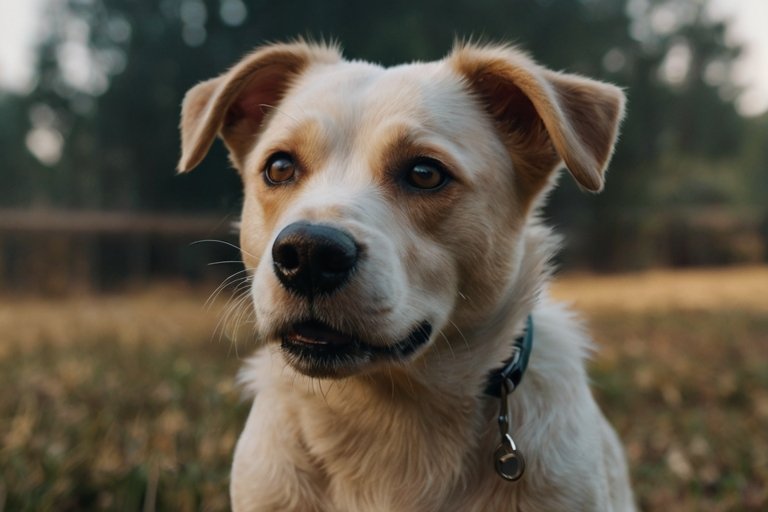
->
[264,153,297,185]
[404,160,449,191]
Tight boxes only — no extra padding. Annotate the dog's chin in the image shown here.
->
[277,319,432,379]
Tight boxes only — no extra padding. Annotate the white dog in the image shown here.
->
[178,40,635,511]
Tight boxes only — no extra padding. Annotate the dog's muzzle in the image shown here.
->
[272,221,359,297]
[270,221,433,378]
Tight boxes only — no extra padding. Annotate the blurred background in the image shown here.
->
[0,0,766,510]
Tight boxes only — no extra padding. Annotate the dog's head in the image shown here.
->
[178,41,625,379]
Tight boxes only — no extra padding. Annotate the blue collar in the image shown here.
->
[483,315,534,397]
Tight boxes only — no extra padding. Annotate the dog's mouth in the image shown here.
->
[279,319,432,378]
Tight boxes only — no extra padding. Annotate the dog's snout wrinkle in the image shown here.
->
[272,221,359,297]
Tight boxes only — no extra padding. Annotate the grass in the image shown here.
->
[2,268,767,511]
[0,287,247,511]
[551,266,768,511]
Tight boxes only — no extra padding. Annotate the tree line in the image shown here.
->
[1,0,766,270]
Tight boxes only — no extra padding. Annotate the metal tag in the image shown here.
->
[494,434,525,481]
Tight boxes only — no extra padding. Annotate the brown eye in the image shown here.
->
[264,153,297,185]
[404,160,449,190]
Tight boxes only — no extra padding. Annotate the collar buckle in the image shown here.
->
[494,376,525,481]
[486,314,534,481]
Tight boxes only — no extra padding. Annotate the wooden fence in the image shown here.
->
[1,206,765,293]
[0,209,242,294]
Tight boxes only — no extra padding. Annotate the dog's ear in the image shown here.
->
[448,44,625,194]
[178,42,341,173]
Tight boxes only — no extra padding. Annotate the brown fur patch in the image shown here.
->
[448,44,626,205]
[177,42,341,173]
[371,126,465,235]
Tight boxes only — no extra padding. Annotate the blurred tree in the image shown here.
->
[0,98,47,206]
[1,0,764,269]
[561,0,752,268]
[741,114,768,208]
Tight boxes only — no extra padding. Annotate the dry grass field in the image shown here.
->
[1,267,767,511]
[551,266,768,511]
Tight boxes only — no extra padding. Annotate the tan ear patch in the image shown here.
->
[543,70,626,192]
[448,44,626,196]
[177,41,342,173]
[179,78,224,173]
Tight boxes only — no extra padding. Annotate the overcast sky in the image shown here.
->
[708,0,768,116]
[1,0,766,116]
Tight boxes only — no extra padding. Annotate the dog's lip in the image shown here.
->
[285,320,358,347]
[279,319,433,375]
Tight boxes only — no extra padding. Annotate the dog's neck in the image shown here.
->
[414,220,554,398]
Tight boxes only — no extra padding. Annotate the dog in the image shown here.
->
[178,40,635,511]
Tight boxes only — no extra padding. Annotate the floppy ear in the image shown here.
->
[448,44,625,194]
[177,42,341,173]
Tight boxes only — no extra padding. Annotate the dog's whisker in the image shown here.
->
[207,260,247,266]
[191,238,259,261]
[230,283,252,312]
[213,284,253,345]
[437,329,456,361]
[212,292,241,343]
[227,290,255,341]
[448,320,471,353]
[226,302,248,345]
[232,297,255,343]
[216,282,249,329]
[205,267,249,301]
[205,271,250,309]
[226,329,241,360]
[205,274,242,309]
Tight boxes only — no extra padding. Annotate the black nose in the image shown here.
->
[272,222,359,296]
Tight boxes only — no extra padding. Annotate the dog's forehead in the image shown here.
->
[279,59,489,139]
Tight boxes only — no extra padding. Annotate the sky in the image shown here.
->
[0,0,44,94]
[1,0,767,116]
[708,0,768,116]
